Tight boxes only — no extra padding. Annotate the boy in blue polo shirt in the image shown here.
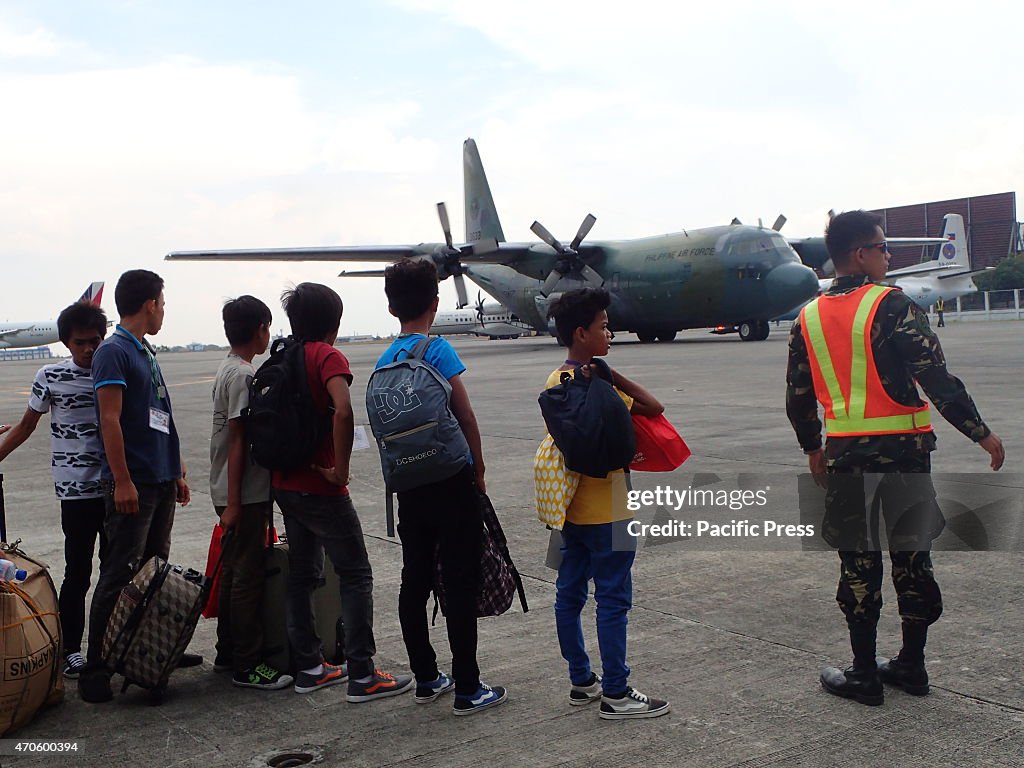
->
[79,269,199,702]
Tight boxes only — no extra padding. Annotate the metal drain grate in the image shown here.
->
[267,752,316,768]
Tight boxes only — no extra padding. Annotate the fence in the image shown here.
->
[942,289,1024,321]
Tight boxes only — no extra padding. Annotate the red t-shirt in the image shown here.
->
[272,342,353,496]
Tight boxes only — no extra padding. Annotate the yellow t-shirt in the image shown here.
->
[544,367,634,525]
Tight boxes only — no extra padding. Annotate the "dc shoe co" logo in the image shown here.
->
[373,381,421,424]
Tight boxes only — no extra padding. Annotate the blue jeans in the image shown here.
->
[554,520,636,696]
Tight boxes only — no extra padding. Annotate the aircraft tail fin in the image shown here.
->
[463,138,506,243]
[78,281,104,306]
[939,214,970,271]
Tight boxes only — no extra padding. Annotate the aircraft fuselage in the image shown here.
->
[466,224,819,337]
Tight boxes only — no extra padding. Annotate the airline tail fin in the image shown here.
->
[463,138,506,244]
[939,214,970,271]
[78,281,104,306]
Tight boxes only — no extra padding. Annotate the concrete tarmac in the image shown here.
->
[0,321,1021,767]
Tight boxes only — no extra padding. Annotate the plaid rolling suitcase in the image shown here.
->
[102,556,213,697]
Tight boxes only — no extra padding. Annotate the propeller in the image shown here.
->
[530,213,602,296]
[435,202,470,308]
[772,214,787,232]
[474,291,487,326]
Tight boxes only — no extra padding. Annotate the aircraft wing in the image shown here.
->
[166,240,533,265]
[0,325,33,340]
[886,262,961,278]
[937,267,993,280]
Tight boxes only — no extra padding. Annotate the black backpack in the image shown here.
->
[538,358,636,479]
[243,337,329,472]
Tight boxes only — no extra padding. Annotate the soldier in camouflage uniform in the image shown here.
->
[786,210,1004,706]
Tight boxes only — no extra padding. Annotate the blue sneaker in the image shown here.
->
[415,671,456,703]
[452,683,508,716]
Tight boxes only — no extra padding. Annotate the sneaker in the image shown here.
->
[453,683,508,716]
[347,669,414,703]
[294,662,348,694]
[569,673,602,706]
[415,671,456,704]
[63,652,86,680]
[599,687,670,720]
[233,663,295,691]
[213,653,233,673]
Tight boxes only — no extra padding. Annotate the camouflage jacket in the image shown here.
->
[786,275,990,466]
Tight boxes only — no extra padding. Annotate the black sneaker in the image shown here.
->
[820,665,883,706]
[415,671,456,703]
[569,673,602,706]
[213,653,233,673]
[233,663,294,691]
[63,652,86,680]
[176,652,203,669]
[599,687,670,720]
[347,669,414,703]
[877,655,929,695]
[453,683,508,716]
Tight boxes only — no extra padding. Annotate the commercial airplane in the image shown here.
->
[0,282,104,350]
[167,139,821,342]
[427,293,530,339]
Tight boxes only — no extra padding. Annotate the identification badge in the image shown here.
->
[149,407,170,434]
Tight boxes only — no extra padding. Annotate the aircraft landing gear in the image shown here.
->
[738,320,770,341]
[657,330,677,342]
[637,331,658,343]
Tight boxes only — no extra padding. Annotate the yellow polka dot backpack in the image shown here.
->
[534,434,580,530]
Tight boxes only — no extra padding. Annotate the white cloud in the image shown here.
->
[0,19,62,58]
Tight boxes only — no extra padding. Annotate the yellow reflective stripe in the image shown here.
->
[826,408,931,434]
[802,299,847,417]
[847,284,890,420]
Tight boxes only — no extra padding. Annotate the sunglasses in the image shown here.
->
[857,241,889,253]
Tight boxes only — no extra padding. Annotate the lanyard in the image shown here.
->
[114,327,166,401]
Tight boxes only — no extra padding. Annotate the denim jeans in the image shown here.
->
[273,490,375,678]
[86,480,176,665]
[554,520,636,696]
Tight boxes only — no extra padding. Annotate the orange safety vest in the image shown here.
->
[800,283,932,437]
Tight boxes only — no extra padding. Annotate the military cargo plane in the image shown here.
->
[166,139,820,342]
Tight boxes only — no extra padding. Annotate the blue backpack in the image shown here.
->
[365,337,470,535]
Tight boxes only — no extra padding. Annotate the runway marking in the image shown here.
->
[168,377,217,388]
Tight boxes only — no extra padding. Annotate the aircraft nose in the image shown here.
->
[765,261,820,314]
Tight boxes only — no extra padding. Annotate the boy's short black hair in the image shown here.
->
[281,282,343,342]
[57,301,108,345]
[547,288,611,346]
[222,295,272,347]
[115,269,164,317]
[825,210,884,267]
[384,259,439,322]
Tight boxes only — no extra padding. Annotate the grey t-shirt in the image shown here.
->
[209,354,270,506]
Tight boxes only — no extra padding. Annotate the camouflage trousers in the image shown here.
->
[827,448,943,628]
[836,549,942,629]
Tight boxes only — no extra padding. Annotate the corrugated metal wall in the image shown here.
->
[870,192,1016,270]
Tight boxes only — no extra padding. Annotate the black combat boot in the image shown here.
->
[820,624,883,706]
[878,622,929,695]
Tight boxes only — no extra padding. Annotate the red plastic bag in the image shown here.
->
[201,524,224,619]
[630,414,691,472]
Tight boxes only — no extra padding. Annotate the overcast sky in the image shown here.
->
[3,0,1022,345]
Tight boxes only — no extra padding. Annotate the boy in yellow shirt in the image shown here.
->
[545,288,670,719]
